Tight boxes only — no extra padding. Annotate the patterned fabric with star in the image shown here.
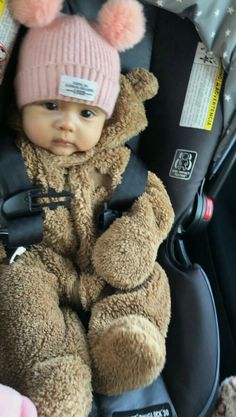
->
[144,0,236,164]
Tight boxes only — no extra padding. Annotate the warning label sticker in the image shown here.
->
[180,43,223,131]
[0,0,6,17]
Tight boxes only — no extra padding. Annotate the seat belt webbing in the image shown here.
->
[0,128,44,248]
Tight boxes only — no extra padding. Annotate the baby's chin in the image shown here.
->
[50,149,77,156]
[49,144,79,156]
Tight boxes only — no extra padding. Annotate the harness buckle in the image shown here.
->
[97,203,122,231]
[2,186,74,219]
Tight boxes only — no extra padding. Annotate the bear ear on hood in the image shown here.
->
[126,68,159,102]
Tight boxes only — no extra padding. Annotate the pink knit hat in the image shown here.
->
[12,0,146,118]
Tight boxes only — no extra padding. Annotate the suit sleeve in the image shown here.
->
[92,171,174,290]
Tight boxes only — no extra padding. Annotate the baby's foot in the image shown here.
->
[213,376,236,417]
[90,315,166,395]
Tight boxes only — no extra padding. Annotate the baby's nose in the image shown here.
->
[56,112,76,132]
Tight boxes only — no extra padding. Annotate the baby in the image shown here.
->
[0,1,174,416]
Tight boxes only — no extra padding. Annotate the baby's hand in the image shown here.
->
[93,197,158,290]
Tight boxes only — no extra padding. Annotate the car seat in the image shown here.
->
[1,1,232,416]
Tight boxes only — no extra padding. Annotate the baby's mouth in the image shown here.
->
[53,138,73,146]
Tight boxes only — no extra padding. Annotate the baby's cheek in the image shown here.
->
[23,117,46,146]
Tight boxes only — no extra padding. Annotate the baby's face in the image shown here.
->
[22,100,106,156]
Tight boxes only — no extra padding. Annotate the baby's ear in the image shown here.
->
[9,0,63,28]
[126,68,159,101]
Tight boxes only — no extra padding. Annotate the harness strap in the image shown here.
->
[98,149,148,231]
[0,128,44,248]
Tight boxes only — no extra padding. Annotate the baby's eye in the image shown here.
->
[80,109,95,118]
[42,102,58,111]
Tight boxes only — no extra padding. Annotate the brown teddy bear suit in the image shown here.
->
[0,68,174,417]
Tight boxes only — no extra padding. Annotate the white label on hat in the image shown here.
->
[59,75,97,101]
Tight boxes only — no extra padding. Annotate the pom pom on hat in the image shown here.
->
[97,0,145,52]
[9,0,145,48]
[8,0,63,28]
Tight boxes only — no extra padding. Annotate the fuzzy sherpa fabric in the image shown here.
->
[212,376,236,417]
[0,68,174,417]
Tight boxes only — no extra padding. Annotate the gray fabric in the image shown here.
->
[144,0,236,164]
[94,376,177,417]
